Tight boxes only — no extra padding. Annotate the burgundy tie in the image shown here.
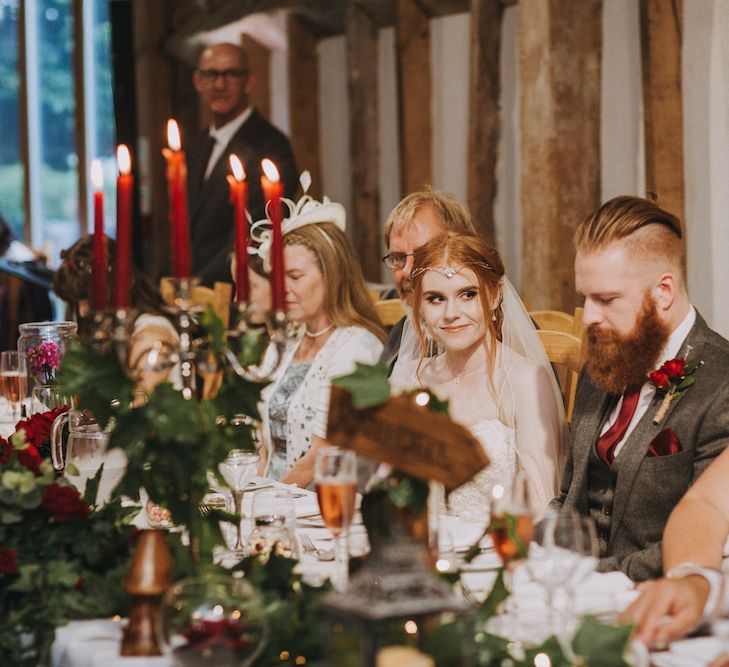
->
[596,386,642,466]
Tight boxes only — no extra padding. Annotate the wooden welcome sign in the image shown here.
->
[326,386,489,491]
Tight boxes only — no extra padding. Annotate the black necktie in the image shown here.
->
[200,134,217,186]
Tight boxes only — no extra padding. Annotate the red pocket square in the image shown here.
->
[647,427,682,457]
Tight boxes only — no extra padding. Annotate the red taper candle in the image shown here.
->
[227,154,249,303]
[90,159,107,311]
[114,145,133,308]
[163,120,191,278]
[260,158,285,311]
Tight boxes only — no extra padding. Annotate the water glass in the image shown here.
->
[218,449,260,557]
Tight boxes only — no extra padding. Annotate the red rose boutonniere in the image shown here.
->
[649,356,702,424]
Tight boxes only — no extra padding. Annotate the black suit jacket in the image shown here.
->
[186,109,298,286]
[552,312,729,580]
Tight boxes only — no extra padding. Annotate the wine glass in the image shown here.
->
[218,449,260,558]
[314,447,357,589]
[249,489,299,559]
[526,508,586,637]
[0,351,28,420]
[564,514,599,623]
[488,471,533,639]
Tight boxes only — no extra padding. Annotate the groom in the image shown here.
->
[552,196,729,581]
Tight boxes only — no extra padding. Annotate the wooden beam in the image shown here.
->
[519,0,602,311]
[241,34,271,120]
[396,0,432,195]
[640,0,684,221]
[288,14,322,197]
[346,3,381,282]
[133,0,174,278]
[467,0,503,242]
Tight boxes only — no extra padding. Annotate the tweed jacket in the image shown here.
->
[186,109,298,287]
[552,311,729,580]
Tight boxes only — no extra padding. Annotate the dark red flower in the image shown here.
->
[661,358,686,379]
[0,547,18,574]
[42,484,90,523]
[0,438,12,466]
[15,406,68,458]
[17,443,42,474]
[649,370,670,390]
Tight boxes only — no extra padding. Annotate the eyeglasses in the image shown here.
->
[381,252,415,270]
[197,68,249,84]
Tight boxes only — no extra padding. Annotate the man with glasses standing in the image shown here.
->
[188,42,298,287]
[379,189,476,370]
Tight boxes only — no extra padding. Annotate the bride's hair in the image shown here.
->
[410,232,506,377]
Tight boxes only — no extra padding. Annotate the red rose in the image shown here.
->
[15,406,68,451]
[661,358,686,379]
[17,443,41,474]
[42,484,90,523]
[649,370,670,390]
[0,438,12,466]
[0,547,17,574]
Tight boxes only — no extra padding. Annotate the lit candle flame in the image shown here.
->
[229,154,246,182]
[167,119,181,151]
[90,159,104,191]
[261,158,280,182]
[117,145,131,175]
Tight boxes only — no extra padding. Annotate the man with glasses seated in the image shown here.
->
[188,42,298,287]
[379,189,476,372]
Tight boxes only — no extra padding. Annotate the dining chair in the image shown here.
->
[159,278,233,328]
[537,329,586,423]
[374,298,406,328]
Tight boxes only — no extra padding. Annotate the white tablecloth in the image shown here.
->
[49,481,729,667]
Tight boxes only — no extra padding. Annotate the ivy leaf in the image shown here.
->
[572,615,633,667]
[237,329,269,368]
[213,370,266,422]
[518,636,571,667]
[477,568,509,620]
[57,343,133,428]
[199,306,226,351]
[684,358,702,374]
[333,362,391,409]
[83,463,103,507]
[677,376,695,391]
[387,476,429,516]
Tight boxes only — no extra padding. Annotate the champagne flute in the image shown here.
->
[218,449,260,557]
[314,447,357,589]
[488,471,533,639]
[0,351,28,420]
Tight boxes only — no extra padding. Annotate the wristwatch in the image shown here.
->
[666,562,724,622]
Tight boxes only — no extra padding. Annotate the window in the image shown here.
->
[10,0,115,265]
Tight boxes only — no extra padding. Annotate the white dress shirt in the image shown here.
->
[203,106,253,181]
[601,306,696,458]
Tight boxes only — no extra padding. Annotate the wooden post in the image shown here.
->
[396,0,432,195]
[346,3,381,282]
[242,34,271,121]
[133,0,174,278]
[467,0,504,242]
[519,0,602,311]
[640,0,684,222]
[288,14,322,198]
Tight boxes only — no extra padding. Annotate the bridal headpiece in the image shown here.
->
[410,262,497,280]
[249,171,346,272]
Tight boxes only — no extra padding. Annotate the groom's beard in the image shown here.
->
[585,293,671,395]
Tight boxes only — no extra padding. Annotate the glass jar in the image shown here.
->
[158,573,268,667]
[17,321,78,389]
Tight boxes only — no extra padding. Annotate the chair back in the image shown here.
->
[159,279,233,328]
[375,298,406,328]
[530,310,574,334]
[537,329,586,422]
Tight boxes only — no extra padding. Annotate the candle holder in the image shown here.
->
[79,307,140,373]
[167,277,200,400]
[224,304,292,382]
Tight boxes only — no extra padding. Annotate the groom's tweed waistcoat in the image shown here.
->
[586,446,617,557]
[552,311,729,581]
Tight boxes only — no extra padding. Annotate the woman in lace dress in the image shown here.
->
[258,204,386,487]
[390,232,567,522]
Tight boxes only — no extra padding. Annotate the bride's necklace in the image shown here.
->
[446,359,483,384]
[304,323,334,338]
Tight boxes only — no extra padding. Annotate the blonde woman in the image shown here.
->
[256,202,385,487]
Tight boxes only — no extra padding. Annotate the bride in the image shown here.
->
[390,232,568,522]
